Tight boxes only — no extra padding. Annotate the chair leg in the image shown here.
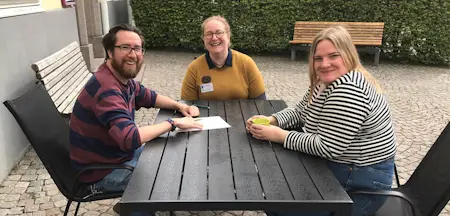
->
[74,202,81,216]
[394,163,401,187]
[63,199,72,216]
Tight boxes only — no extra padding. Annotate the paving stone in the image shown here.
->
[96,199,115,205]
[198,211,215,216]
[174,212,192,216]
[24,204,39,213]
[54,200,67,208]
[25,187,41,194]
[50,194,66,202]
[37,174,50,181]
[39,202,54,210]
[31,211,46,216]
[18,199,34,207]
[11,187,27,194]
[34,196,50,205]
[6,175,22,181]
[42,184,57,192]
[44,179,54,185]
[21,175,38,181]
[0,201,18,208]
[44,208,61,215]
[4,194,20,202]
[8,207,24,215]
[229,211,244,216]
[84,202,100,210]
[2,181,17,187]
[95,205,111,213]
[15,182,30,188]
[0,186,13,194]
[46,189,59,196]
[0,209,10,216]
[83,211,101,216]
[243,211,258,216]
[28,181,42,188]
[36,170,47,175]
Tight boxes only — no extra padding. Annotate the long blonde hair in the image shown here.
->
[307,26,381,101]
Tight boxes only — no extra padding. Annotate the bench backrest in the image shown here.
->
[290,21,384,46]
[31,41,92,115]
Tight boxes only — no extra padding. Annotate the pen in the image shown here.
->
[193,104,210,109]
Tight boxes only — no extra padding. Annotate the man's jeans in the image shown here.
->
[266,157,395,216]
[92,145,144,193]
[90,145,152,216]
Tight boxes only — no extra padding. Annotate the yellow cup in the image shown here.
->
[252,118,270,126]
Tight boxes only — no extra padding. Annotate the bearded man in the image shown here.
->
[69,24,202,202]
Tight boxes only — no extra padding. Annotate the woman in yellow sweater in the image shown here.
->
[181,16,266,101]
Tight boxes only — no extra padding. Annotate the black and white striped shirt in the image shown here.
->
[273,71,396,166]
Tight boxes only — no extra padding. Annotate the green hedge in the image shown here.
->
[130,0,450,65]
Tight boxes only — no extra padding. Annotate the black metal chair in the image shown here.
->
[350,122,450,216]
[4,82,133,216]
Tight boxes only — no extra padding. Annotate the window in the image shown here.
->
[0,0,44,18]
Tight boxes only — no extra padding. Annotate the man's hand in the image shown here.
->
[173,117,203,130]
[248,124,288,144]
[178,103,200,117]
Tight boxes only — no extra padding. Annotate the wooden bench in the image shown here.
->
[31,41,93,116]
[289,21,384,65]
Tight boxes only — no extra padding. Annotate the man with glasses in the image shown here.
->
[69,24,202,214]
[181,15,267,101]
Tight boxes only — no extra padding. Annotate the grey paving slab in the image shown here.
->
[1,50,449,215]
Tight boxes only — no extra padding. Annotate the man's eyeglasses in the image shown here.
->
[203,31,225,39]
[114,45,145,55]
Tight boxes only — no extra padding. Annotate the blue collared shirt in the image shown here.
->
[205,49,233,69]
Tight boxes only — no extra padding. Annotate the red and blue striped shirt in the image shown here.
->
[70,63,157,183]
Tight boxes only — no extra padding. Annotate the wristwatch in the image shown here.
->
[166,118,176,131]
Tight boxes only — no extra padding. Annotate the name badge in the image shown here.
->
[200,83,214,93]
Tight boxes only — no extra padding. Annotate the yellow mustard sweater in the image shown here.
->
[181,49,265,100]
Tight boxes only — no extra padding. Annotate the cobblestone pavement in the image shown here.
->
[0,51,449,215]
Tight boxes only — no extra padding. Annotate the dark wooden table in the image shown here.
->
[120,100,353,215]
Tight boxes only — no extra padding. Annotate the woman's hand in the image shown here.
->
[173,117,203,130]
[248,124,288,144]
[178,104,200,117]
[245,115,278,131]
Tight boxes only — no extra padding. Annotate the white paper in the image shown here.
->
[175,116,231,132]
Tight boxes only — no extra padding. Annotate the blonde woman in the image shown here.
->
[247,26,396,216]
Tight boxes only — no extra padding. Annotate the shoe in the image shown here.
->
[113,203,120,214]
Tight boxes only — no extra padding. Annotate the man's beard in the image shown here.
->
[111,56,142,79]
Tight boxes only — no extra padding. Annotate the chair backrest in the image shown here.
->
[402,122,450,216]
[4,82,79,199]
[31,41,92,115]
[289,21,384,46]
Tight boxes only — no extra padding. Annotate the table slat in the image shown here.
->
[208,101,235,200]
[225,100,264,200]
[180,100,209,200]
[256,100,322,200]
[121,109,174,201]
[150,111,188,200]
[301,155,351,201]
[268,100,350,201]
[240,100,293,200]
